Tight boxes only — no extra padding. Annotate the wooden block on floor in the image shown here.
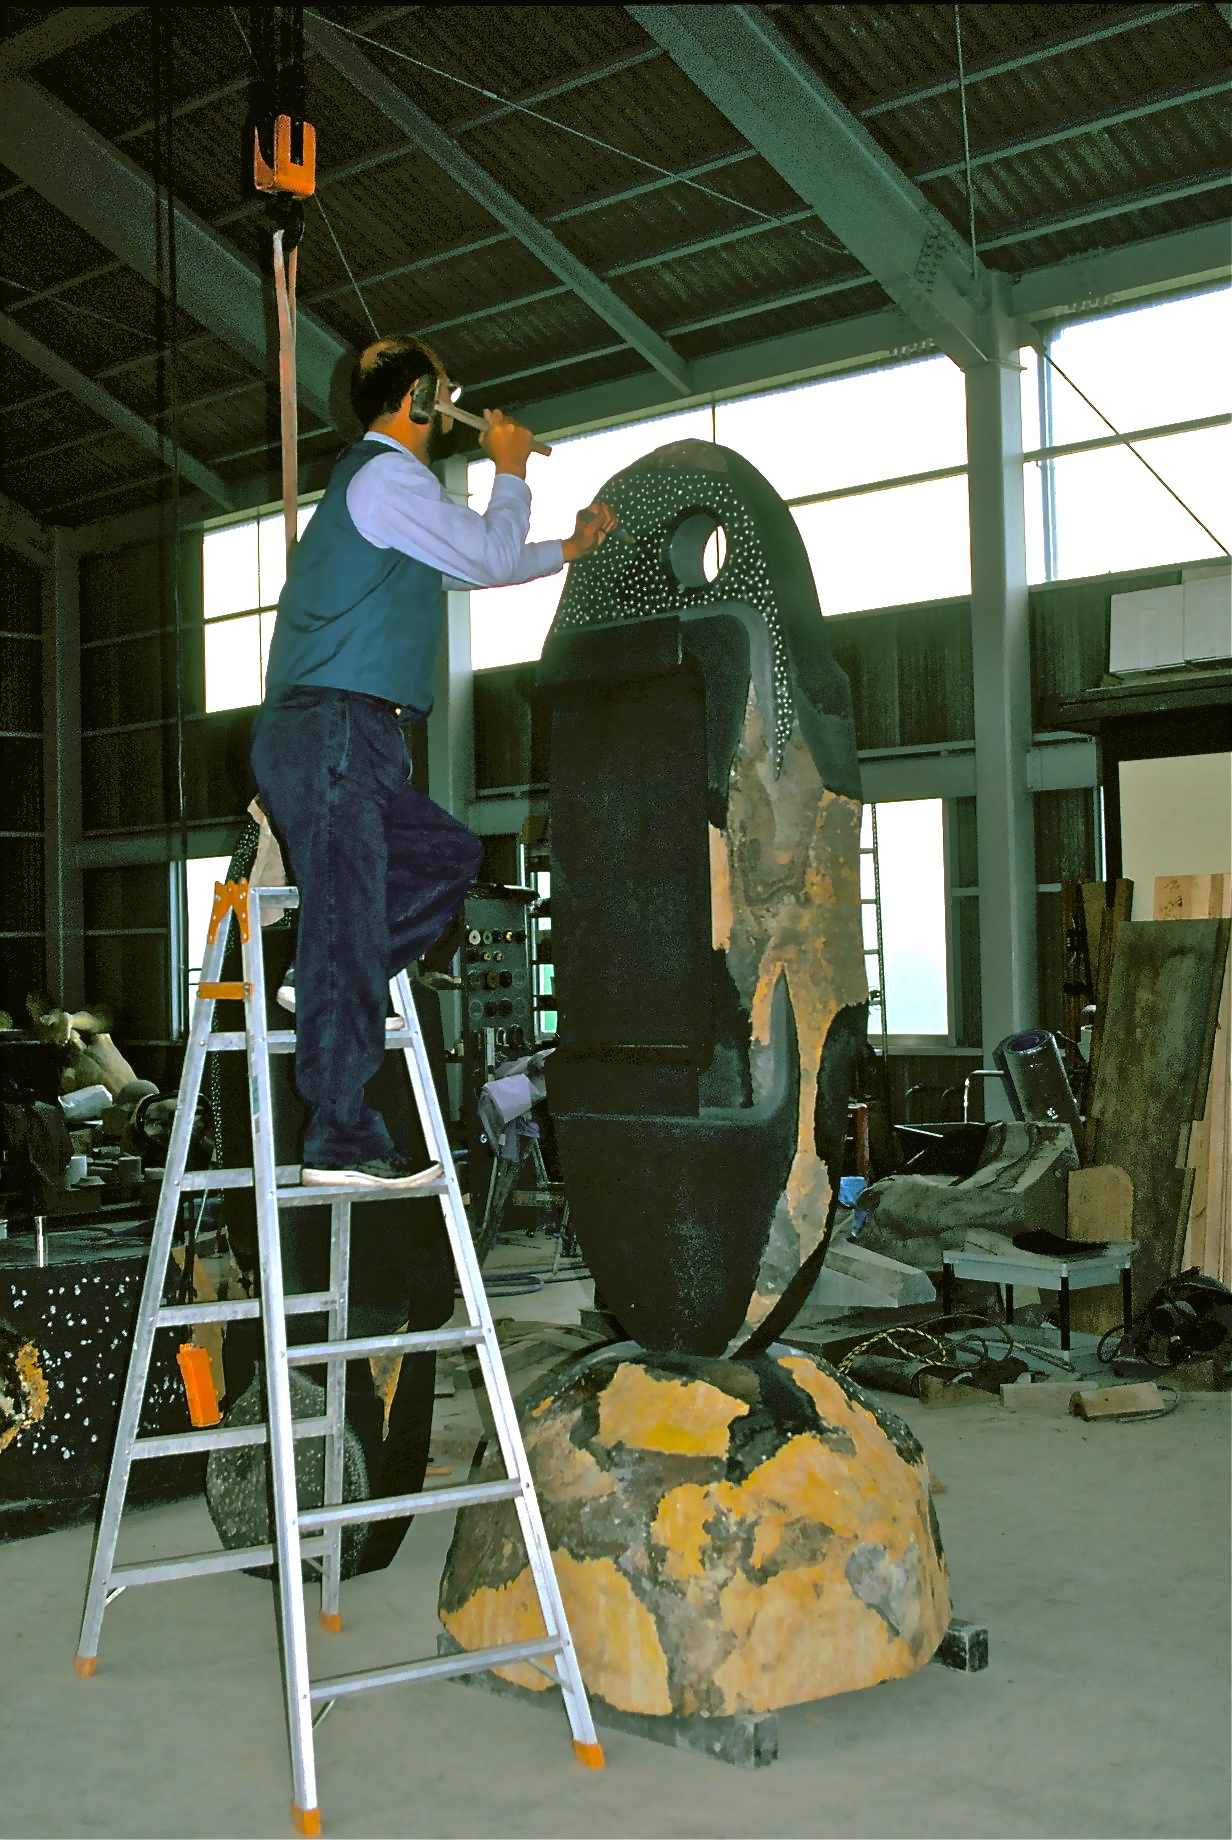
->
[1000,1380,1101,1415]
[1070,1382,1166,1419]
[918,1374,988,1407]
[1069,1165,1135,1335]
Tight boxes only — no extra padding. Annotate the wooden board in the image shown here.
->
[1080,880,1133,1162]
[1087,919,1230,1316]
[1154,874,1231,1285]
[1068,1165,1135,1335]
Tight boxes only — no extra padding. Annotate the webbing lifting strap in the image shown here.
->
[271,228,299,569]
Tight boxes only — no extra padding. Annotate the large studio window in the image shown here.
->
[720,356,971,615]
[467,405,712,669]
[201,504,316,712]
[1022,288,1232,582]
[467,354,972,671]
[862,799,949,1040]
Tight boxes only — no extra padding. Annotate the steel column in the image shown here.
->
[427,456,476,824]
[965,286,1037,1081]
[42,529,84,1010]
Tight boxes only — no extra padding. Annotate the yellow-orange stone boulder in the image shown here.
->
[439,1348,949,1717]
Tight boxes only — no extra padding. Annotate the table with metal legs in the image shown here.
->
[941,1244,1136,1352]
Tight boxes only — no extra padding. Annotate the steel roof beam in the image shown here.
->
[0,486,53,566]
[0,310,233,509]
[979,168,1230,250]
[0,79,351,428]
[631,4,996,367]
[911,74,1232,184]
[0,7,132,77]
[304,14,693,394]
[860,4,1197,117]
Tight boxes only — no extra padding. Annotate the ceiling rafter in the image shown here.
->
[630,4,997,368]
[0,309,233,508]
[0,6,132,78]
[0,76,351,428]
[0,485,53,565]
[304,12,693,394]
[859,3,1198,117]
[910,74,1232,184]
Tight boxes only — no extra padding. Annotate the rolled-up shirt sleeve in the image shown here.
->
[346,438,564,588]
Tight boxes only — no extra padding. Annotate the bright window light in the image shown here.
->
[202,503,316,711]
[1052,424,1231,577]
[715,355,967,499]
[184,855,233,996]
[793,473,970,615]
[469,406,713,669]
[1048,290,1231,443]
[863,800,949,1038]
[1023,289,1232,583]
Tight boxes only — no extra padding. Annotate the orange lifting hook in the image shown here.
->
[253,113,317,197]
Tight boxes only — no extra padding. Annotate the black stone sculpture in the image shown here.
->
[537,439,869,1357]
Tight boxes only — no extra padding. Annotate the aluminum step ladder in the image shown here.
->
[74,878,603,1836]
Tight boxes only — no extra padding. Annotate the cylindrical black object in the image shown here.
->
[994,1029,1083,1146]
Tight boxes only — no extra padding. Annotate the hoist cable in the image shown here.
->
[302,10,845,259]
[1041,348,1230,557]
[954,6,979,280]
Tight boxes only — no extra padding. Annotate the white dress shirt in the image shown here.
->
[346,431,564,591]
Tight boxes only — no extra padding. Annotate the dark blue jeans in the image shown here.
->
[250,687,482,1165]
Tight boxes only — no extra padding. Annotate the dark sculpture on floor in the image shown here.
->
[442,440,950,1733]
[539,437,869,1354]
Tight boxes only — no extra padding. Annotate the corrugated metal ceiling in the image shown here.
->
[0,2,1227,524]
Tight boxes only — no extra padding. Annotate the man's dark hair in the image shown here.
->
[350,337,440,428]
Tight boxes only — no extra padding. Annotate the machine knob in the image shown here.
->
[497,1000,514,1017]
[467,929,482,946]
[498,970,513,987]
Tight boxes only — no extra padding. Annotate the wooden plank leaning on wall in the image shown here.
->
[1155,872,1231,1286]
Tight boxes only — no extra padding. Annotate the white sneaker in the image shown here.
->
[301,1154,443,1190]
[276,982,404,1031]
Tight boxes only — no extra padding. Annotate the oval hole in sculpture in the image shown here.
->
[667,512,727,589]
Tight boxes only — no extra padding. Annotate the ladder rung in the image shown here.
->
[298,1477,521,1532]
[180,1165,303,1190]
[110,1536,326,1588]
[277,1180,448,1207]
[155,1291,334,1326]
[132,1416,330,1460]
[176,1169,447,1202]
[253,885,300,907]
[207,1030,297,1052]
[206,1028,412,1052]
[307,1636,565,1704]
[286,1327,483,1365]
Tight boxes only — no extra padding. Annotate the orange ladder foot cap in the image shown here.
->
[573,1740,605,1769]
[319,1611,343,1633]
[73,1654,97,1678]
[292,1806,322,1836]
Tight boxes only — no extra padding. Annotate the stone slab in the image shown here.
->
[437,1633,779,1767]
[932,1618,989,1672]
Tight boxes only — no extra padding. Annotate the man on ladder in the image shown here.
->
[252,336,616,1189]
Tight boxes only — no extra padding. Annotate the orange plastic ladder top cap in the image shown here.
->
[573,1740,605,1770]
[206,878,252,947]
[319,1612,343,1633]
[291,1806,322,1837]
[73,1654,97,1677]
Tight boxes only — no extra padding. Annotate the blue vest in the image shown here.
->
[263,441,442,711]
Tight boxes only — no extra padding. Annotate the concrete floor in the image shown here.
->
[2,1260,1228,1840]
